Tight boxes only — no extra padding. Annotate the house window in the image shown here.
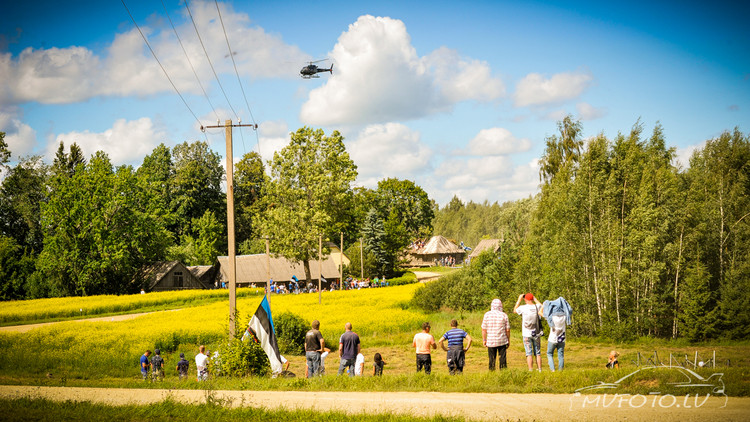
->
[173,271,183,287]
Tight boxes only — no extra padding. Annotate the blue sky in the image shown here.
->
[1,0,748,205]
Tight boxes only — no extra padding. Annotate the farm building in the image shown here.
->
[468,238,502,260]
[216,252,344,289]
[405,235,466,267]
[136,261,213,292]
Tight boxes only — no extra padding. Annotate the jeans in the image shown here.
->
[487,344,508,370]
[416,354,432,374]
[338,357,356,376]
[523,336,541,356]
[547,340,565,371]
[306,351,321,376]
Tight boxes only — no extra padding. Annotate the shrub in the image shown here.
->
[213,337,269,377]
[274,312,309,356]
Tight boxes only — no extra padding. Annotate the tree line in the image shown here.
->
[429,117,749,341]
[0,127,433,298]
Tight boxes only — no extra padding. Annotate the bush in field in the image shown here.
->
[411,249,515,312]
[274,312,308,355]
[213,338,269,377]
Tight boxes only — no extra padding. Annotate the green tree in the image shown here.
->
[260,127,357,283]
[38,152,171,296]
[234,151,265,245]
[361,208,388,275]
[171,141,225,239]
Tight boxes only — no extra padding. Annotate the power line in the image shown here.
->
[184,0,241,122]
[214,0,260,156]
[121,0,206,137]
[161,0,219,123]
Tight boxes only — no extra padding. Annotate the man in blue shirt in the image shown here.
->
[337,322,361,376]
[140,350,151,380]
[438,320,472,375]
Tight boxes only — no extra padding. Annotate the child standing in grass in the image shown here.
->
[372,353,386,376]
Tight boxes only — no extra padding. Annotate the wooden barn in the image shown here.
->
[136,261,212,292]
[468,238,502,260]
[216,253,344,289]
[405,235,466,267]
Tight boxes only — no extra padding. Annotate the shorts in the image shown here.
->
[523,336,541,356]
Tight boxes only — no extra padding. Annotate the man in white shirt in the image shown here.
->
[514,293,543,371]
[195,345,209,381]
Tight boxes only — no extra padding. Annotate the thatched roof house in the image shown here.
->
[406,235,466,267]
[216,253,343,288]
[469,239,502,259]
[136,261,212,291]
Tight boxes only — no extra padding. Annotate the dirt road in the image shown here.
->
[1,385,747,421]
[0,309,183,333]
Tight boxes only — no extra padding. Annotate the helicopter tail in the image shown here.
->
[330,63,334,74]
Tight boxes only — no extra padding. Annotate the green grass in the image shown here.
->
[0,397,467,422]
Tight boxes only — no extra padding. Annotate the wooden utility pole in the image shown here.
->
[360,237,364,279]
[203,119,257,338]
[265,236,271,303]
[318,235,323,304]
[339,232,343,290]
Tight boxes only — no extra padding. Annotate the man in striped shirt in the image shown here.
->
[438,319,472,375]
[481,298,511,370]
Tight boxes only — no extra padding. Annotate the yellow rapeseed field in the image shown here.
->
[0,284,426,377]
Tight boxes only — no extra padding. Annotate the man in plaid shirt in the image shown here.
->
[481,298,511,370]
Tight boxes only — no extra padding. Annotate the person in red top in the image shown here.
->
[412,321,437,374]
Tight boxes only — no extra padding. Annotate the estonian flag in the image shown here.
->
[242,295,283,374]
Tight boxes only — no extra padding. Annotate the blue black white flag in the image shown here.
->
[242,295,283,374]
[320,275,327,284]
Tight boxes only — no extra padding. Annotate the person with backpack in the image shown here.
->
[151,349,164,381]
[514,293,544,372]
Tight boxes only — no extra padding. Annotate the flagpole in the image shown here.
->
[318,235,322,304]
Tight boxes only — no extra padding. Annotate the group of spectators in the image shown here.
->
[139,345,209,382]
[139,293,572,381]
[410,293,572,375]
[268,275,390,295]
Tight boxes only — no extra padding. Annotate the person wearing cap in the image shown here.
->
[140,350,151,380]
[412,322,437,374]
[514,293,543,371]
[176,352,190,380]
[151,349,164,381]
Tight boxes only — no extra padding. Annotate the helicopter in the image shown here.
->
[300,59,333,79]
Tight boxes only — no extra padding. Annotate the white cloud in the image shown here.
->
[424,47,505,103]
[257,120,291,162]
[48,118,166,164]
[514,71,593,107]
[674,141,706,170]
[0,1,307,106]
[0,111,37,158]
[300,15,504,126]
[347,123,433,187]
[576,102,607,120]
[428,157,540,205]
[467,127,532,156]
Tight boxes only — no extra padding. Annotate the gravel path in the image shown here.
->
[1,385,747,421]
